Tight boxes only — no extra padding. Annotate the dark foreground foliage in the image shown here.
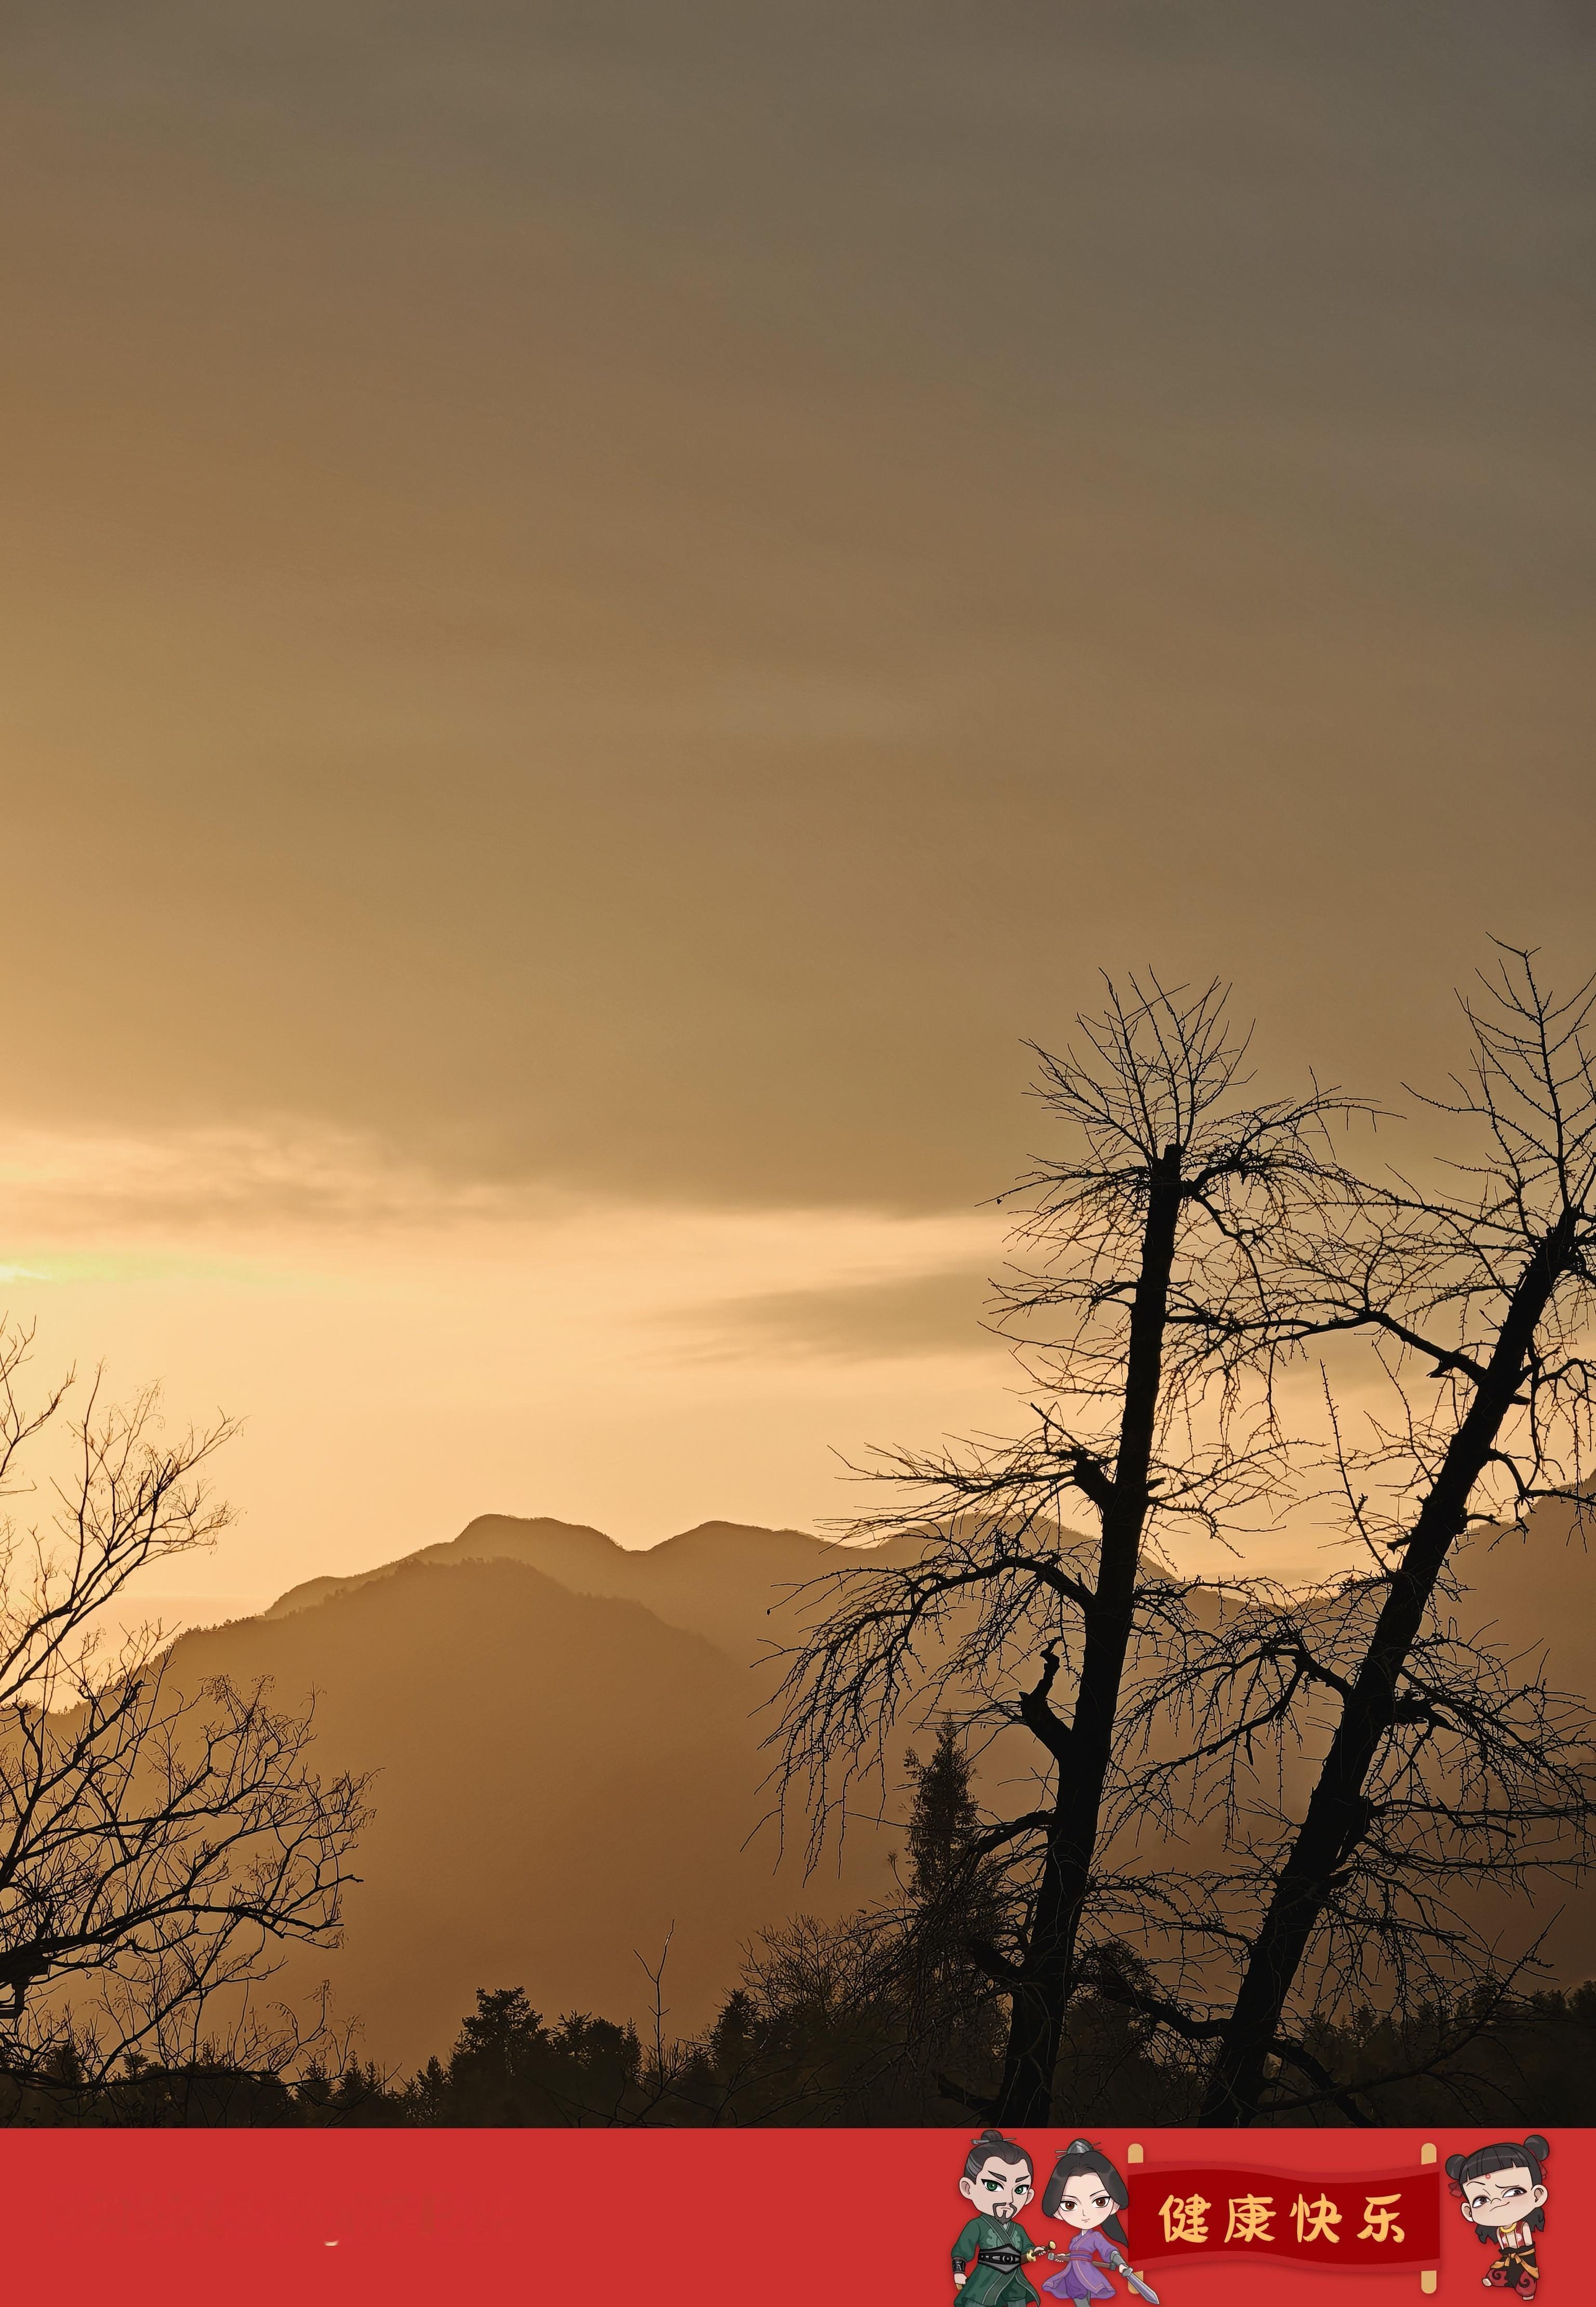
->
[8,1976,1596,2129]
[6,1723,1596,2127]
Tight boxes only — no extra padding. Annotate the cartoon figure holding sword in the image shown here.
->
[950,2130,1047,2304]
[1038,2139,1160,2304]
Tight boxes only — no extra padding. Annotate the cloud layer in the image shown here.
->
[2,1,1591,1213]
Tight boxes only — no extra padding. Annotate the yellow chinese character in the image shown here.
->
[1292,2193,1343,2244]
[1159,2193,1211,2244]
[1358,2194,1404,2245]
[1225,2195,1276,2244]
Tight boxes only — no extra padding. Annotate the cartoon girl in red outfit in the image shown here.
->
[1447,2136,1550,2301]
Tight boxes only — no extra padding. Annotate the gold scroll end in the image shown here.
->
[1420,2142,1438,2166]
[1126,2143,1143,2165]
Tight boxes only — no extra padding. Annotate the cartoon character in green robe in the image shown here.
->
[951,2129,1044,2305]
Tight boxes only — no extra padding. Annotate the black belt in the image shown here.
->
[977,2247,1024,2271]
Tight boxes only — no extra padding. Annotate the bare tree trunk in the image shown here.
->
[994,1146,1183,2122]
[773,973,1377,2129]
[1200,1216,1572,2124]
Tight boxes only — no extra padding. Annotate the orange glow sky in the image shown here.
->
[3,3,1592,1609]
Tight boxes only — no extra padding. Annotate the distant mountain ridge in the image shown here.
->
[158,1518,910,2069]
[261,1513,922,1664]
[147,1505,1596,2074]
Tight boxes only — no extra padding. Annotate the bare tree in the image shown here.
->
[772,975,1368,2123]
[0,1321,370,2081]
[1148,948,1596,2122]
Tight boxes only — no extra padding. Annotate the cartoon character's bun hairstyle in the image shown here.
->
[1445,2138,1550,2240]
[964,2129,1034,2184]
[1041,2137,1130,2248]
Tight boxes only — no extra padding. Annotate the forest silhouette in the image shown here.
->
[8,1711,1596,2130]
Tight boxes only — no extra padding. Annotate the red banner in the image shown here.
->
[1127,2163,1440,2266]
[0,2124,1578,2302]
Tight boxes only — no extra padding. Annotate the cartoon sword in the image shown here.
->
[1038,2245,1161,2304]
[1106,2253,1160,2305]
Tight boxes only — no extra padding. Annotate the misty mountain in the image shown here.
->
[154,1503,1596,2077]
[162,1522,906,2072]
[263,1512,925,1665]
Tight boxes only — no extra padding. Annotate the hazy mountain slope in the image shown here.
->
[173,1501,1596,2073]
[261,1515,622,1625]
[443,1514,932,1661]
[437,1514,837,1660]
[163,1554,894,2071]
[264,1513,928,1665]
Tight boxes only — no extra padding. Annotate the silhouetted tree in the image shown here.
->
[894,1719,1010,2093]
[905,1718,984,1895]
[773,975,1369,2122]
[1126,950,1596,2122]
[773,955,1596,2128]
[0,1321,369,2084]
[401,1985,644,2124]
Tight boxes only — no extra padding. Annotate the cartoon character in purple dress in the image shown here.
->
[1039,2140,1133,2301]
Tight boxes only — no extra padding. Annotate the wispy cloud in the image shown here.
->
[681,1264,1002,1364]
[0,1121,557,1242]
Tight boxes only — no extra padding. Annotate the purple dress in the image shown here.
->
[1041,2227,1119,2301]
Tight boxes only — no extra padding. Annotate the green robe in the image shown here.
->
[951,2214,1041,2306]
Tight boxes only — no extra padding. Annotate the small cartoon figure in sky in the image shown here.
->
[1447,2134,1551,2301]
[1038,2139,1157,2303]
[950,2129,1046,2305]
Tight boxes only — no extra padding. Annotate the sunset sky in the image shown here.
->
[3,3,1592,1612]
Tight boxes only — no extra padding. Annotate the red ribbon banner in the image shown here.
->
[1125,2165,1440,2268]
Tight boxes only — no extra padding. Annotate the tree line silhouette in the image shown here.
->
[5,1722,1596,2127]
